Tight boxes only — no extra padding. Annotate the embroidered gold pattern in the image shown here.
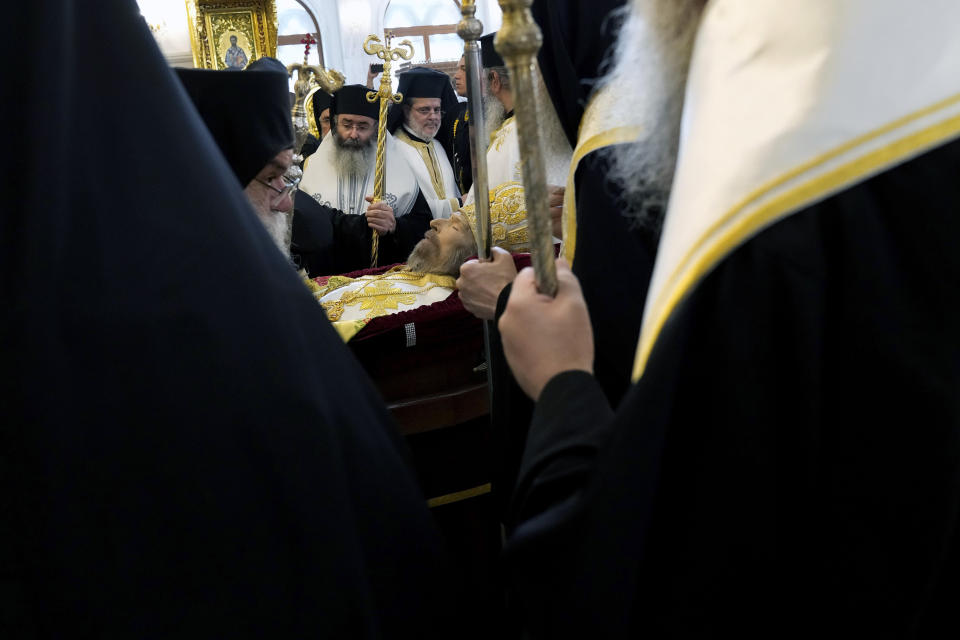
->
[310,266,457,322]
[396,128,447,198]
[321,298,346,321]
[460,181,530,252]
[352,281,418,317]
[489,183,525,225]
[490,116,515,152]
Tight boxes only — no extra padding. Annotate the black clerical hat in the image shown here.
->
[531,0,628,146]
[387,66,459,142]
[330,84,380,121]
[246,55,288,74]
[480,33,505,68]
[311,89,332,124]
[176,67,294,187]
[396,67,458,107]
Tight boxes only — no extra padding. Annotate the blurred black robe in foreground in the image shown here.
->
[502,3,960,636]
[503,105,960,640]
[1,1,449,637]
[486,0,639,522]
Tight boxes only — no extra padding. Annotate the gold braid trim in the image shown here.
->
[396,128,447,198]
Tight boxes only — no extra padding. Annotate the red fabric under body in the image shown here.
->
[312,254,533,345]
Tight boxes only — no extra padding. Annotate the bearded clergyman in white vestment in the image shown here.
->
[292,84,433,276]
[457,33,572,263]
[495,0,960,636]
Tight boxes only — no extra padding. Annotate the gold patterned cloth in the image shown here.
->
[306,266,457,342]
[460,181,530,253]
[458,111,571,253]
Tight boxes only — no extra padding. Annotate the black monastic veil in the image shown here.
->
[1,1,451,636]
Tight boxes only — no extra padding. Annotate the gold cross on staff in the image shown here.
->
[362,32,415,267]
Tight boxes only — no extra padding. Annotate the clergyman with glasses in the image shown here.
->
[175,58,301,257]
[388,67,463,220]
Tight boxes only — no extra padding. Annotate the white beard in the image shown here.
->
[600,0,706,231]
[535,65,575,185]
[257,209,291,258]
[405,120,436,143]
[481,86,507,142]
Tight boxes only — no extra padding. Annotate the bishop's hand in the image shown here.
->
[364,196,396,235]
[499,258,594,401]
[457,247,517,321]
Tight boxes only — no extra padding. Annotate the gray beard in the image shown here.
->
[481,87,507,142]
[534,64,574,186]
[405,234,476,277]
[405,238,451,275]
[405,121,435,143]
[599,0,706,233]
[332,135,374,179]
[257,209,291,258]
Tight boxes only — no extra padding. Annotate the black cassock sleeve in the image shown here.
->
[505,370,614,529]
[487,147,656,521]
[503,136,960,639]
[292,190,432,276]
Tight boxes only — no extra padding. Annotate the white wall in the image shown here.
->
[137,0,502,77]
[300,0,345,73]
[137,0,195,67]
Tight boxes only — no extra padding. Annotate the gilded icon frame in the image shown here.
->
[185,0,278,70]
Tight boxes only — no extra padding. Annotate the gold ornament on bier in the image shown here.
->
[363,32,415,267]
[495,0,557,296]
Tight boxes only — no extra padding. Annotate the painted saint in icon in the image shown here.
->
[224,34,248,69]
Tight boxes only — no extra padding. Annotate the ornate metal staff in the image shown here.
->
[286,36,345,252]
[363,32,415,267]
[457,0,492,260]
[458,0,497,409]
[288,36,345,159]
[496,0,557,296]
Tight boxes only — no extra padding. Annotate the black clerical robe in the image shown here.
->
[452,101,472,194]
[3,2,452,637]
[503,137,960,638]
[292,189,433,277]
[487,146,656,519]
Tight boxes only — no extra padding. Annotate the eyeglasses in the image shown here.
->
[339,120,372,133]
[256,174,300,200]
[412,106,445,116]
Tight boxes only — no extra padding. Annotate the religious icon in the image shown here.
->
[186,1,277,71]
[224,34,249,69]
[214,28,255,70]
